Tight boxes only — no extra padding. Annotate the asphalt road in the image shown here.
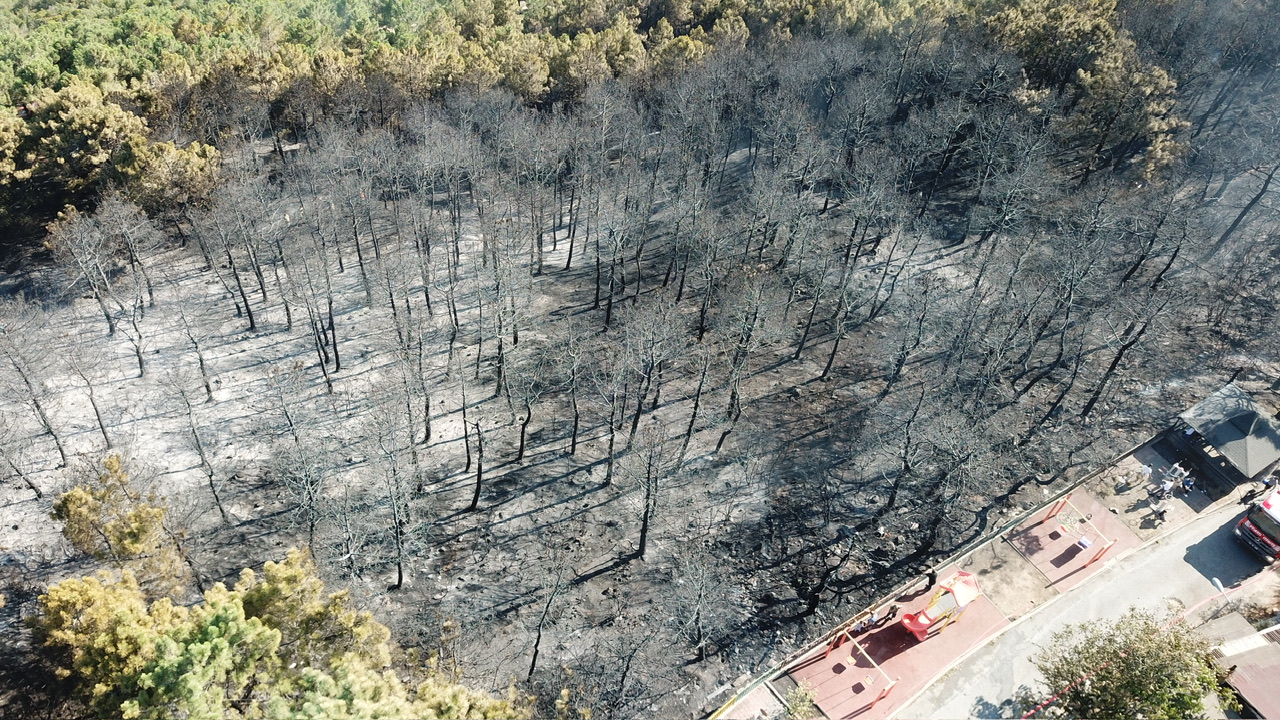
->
[896,499,1269,719]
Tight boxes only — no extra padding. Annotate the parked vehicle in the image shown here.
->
[1235,489,1280,563]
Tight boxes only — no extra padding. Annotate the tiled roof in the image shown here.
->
[1180,384,1280,479]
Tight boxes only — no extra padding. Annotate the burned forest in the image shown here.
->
[3,0,1280,717]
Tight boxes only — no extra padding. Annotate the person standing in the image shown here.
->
[1241,475,1276,504]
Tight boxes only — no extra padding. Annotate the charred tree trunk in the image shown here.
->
[468,422,484,512]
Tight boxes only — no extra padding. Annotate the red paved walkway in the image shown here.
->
[786,567,1010,720]
[1005,490,1142,592]
[712,484,1162,720]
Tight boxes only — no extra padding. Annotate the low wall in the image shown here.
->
[706,436,1151,719]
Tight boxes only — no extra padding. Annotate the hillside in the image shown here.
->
[2,0,1280,717]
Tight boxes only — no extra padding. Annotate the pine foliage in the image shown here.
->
[31,548,525,720]
[51,453,191,598]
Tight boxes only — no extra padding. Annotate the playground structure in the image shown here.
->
[1040,492,1117,565]
[708,434,1160,720]
[900,571,983,642]
[822,627,900,711]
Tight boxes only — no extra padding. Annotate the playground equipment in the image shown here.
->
[822,627,900,710]
[899,571,982,642]
[1040,492,1117,564]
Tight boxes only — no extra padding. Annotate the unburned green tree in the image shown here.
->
[51,453,191,598]
[1020,608,1233,719]
[987,0,1119,94]
[31,548,528,720]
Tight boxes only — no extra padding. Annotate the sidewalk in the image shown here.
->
[784,563,1008,720]
[895,498,1273,719]
[710,437,1264,720]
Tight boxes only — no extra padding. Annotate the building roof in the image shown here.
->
[1212,617,1280,720]
[1179,384,1280,479]
[1228,646,1280,720]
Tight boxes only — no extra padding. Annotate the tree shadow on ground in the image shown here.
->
[970,693,1021,718]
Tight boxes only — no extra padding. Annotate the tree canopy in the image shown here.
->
[31,548,524,720]
[0,0,1220,246]
[1021,609,1231,720]
[0,0,944,242]
[51,453,192,598]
